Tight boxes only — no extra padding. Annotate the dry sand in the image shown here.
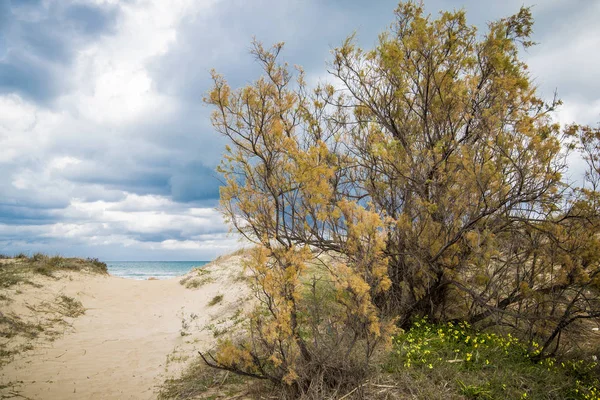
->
[0,254,250,399]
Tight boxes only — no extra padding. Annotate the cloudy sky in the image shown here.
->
[1,0,598,261]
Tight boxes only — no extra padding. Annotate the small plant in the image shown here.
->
[47,256,64,268]
[207,294,223,307]
[34,265,54,277]
[211,326,228,338]
[180,319,190,336]
[56,295,85,318]
[179,313,198,337]
[31,253,45,262]
[179,269,214,289]
[458,381,493,399]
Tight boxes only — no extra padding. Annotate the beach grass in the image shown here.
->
[207,294,223,307]
[180,268,214,289]
[0,254,108,288]
[0,254,103,366]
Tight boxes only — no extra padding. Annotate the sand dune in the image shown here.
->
[0,254,250,399]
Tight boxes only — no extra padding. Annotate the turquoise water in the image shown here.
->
[105,261,209,280]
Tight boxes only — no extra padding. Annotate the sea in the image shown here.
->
[105,261,210,280]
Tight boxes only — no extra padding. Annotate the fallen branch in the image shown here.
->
[198,351,269,381]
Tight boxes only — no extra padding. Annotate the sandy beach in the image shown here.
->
[0,254,250,399]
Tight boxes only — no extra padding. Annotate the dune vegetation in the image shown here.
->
[157,1,600,399]
[0,253,107,289]
[0,254,107,366]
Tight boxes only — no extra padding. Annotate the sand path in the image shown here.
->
[0,257,248,399]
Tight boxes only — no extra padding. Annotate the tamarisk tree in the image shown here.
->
[201,1,600,391]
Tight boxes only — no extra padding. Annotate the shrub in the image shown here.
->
[202,0,600,396]
[85,258,108,274]
[201,244,395,398]
[31,253,45,262]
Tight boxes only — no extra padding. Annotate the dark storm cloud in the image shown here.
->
[63,163,172,196]
[149,0,400,101]
[0,50,64,102]
[0,180,72,211]
[0,205,59,226]
[169,162,221,203]
[144,0,405,207]
[0,0,120,103]
[64,3,119,35]
[154,0,599,106]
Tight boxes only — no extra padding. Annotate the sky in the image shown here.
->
[0,0,599,261]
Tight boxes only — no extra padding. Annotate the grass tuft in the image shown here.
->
[0,313,44,340]
[56,295,86,318]
[208,294,224,307]
[180,269,214,289]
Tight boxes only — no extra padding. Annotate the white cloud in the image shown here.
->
[48,156,82,170]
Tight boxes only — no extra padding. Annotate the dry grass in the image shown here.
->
[180,269,214,289]
[0,312,45,366]
[158,359,262,400]
[0,254,107,288]
[0,254,98,366]
[0,295,87,366]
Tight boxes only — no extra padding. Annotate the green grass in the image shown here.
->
[0,254,108,288]
[383,319,600,399]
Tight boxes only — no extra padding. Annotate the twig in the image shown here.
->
[223,394,249,400]
[337,386,358,400]
[219,370,230,386]
[338,381,369,400]
[370,383,397,388]
[7,391,34,400]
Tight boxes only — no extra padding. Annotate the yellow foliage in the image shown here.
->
[203,2,600,389]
